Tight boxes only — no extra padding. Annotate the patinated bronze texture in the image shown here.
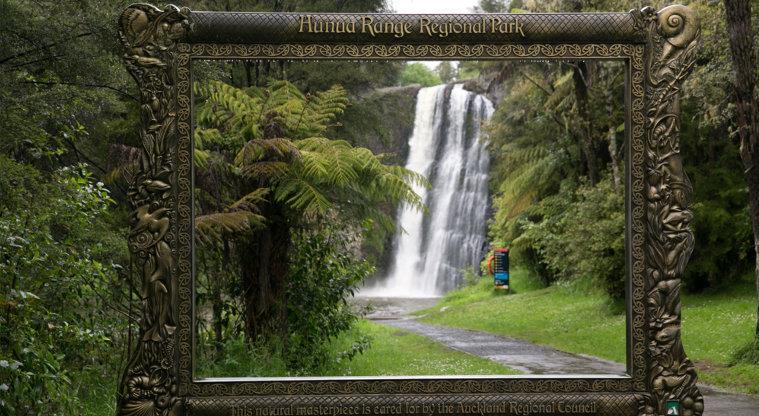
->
[184,12,645,45]
[117,4,701,416]
[639,5,702,416]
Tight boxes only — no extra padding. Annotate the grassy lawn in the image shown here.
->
[194,319,519,378]
[416,268,759,393]
[325,320,519,376]
[679,283,758,392]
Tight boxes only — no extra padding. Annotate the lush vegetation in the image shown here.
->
[0,0,414,413]
[399,63,442,87]
[481,1,758,321]
[190,78,425,376]
[195,226,376,376]
[198,319,518,377]
[417,268,759,393]
[1,1,136,414]
[0,161,125,415]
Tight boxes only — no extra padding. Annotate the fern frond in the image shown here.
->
[238,161,290,180]
[234,138,298,166]
[297,150,331,181]
[195,211,265,245]
[229,188,269,212]
[275,173,332,215]
[194,149,211,170]
[193,80,426,233]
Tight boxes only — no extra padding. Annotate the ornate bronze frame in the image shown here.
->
[117,4,701,416]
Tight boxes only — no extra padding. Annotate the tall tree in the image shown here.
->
[724,0,759,340]
[193,80,425,340]
[474,0,509,13]
[436,62,457,84]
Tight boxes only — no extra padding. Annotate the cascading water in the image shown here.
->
[363,84,494,298]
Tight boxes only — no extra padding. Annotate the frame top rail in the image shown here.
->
[185,11,645,45]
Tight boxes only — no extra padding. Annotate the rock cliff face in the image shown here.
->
[463,66,508,106]
[333,85,421,166]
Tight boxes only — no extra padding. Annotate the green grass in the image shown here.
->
[325,320,519,376]
[416,267,759,393]
[76,366,119,416]
[195,319,518,378]
[679,283,759,392]
[85,320,515,415]
[416,268,626,363]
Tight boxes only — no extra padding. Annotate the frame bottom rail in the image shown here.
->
[186,393,644,416]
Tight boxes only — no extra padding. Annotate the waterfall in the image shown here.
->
[364,84,494,298]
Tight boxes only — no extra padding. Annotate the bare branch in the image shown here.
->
[0,32,94,65]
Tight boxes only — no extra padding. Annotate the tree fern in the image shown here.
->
[193,79,426,239]
[195,211,266,246]
[487,67,577,241]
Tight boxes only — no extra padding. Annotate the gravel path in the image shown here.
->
[359,297,759,416]
[383,318,625,375]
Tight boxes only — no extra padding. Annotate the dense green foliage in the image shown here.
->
[676,1,758,293]
[283,229,373,370]
[399,63,442,87]
[485,1,757,304]
[191,78,425,373]
[191,77,425,254]
[486,59,628,298]
[511,179,625,301]
[0,0,416,412]
[0,0,134,413]
[0,159,126,415]
[196,227,374,376]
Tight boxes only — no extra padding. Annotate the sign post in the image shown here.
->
[488,248,510,291]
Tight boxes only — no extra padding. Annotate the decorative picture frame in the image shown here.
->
[117,4,701,415]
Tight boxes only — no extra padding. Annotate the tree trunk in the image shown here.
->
[245,61,253,87]
[239,207,291,341]
[572,61,599,186]
[606,87,622,191]
[745,152,759,341]
[724,0,759,340]
[211,284,224,354]
[564,0,600,186]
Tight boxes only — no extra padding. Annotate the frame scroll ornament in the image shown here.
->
[117,4,701,416]
[637,5,703,416]
[117,3,190,416]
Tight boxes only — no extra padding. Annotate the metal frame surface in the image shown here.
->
[117,4,701,416]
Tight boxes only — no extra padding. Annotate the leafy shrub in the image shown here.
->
[680,140,754,291]
[511,178,625,300]
[687,199,753,291]
[0,158,125,415]
[195,224,373,376]
[509,186,571,288]
[283,227,373,372]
